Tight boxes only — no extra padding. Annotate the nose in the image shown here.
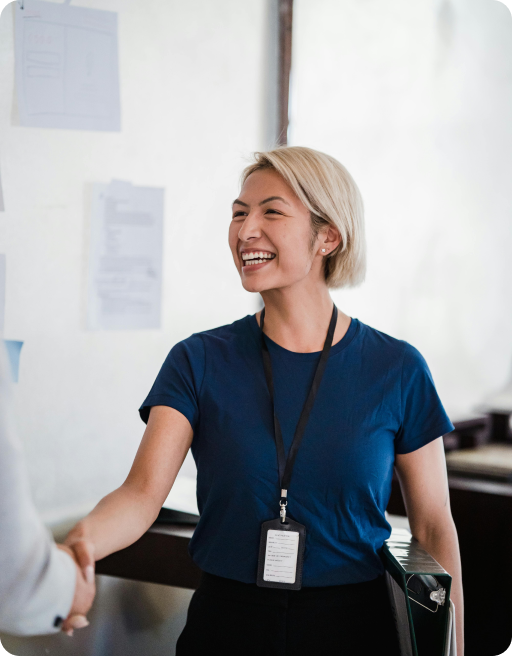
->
[237,210,262,243]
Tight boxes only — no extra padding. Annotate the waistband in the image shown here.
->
[196,571,387,609]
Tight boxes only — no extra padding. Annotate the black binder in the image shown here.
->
[382,528,456,656]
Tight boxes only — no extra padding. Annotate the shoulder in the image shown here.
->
[196,315,255,341]
[170,315,256,357]
[181,315,255,349]
[357,320,428,372]
[357,320,408,358]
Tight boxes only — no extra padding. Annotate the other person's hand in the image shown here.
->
[56,543,96,636]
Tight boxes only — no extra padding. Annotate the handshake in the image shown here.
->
[56,537,96,637]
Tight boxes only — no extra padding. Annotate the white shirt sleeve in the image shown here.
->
[0,343,76,635]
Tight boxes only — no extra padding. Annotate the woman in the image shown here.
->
[65,146,464,655]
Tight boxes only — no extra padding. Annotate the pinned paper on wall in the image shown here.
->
[87,180,164,330]
[0,162,4,211]
[0,255,5,333]
[14,0,120,131]
[5,340,23,383]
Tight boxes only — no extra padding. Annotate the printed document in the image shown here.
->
[0,255,5,333]
[263,530,299,584]
[15,0,120,131]
[0,163,4,211]
[87,180,164,330]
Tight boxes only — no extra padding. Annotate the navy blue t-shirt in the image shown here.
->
[139,315,454,587]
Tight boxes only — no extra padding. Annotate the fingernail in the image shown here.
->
[85,565,95,584]
[69,615,89,629]
[65,629,74,637]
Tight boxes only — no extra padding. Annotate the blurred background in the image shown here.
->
[0,0,511,654]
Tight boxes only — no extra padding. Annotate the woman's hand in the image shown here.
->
[64,527,96,585]
[395,437,464,656]
[56,542,96,636]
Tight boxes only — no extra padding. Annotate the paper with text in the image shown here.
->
[263,530,299,584]
[0,255,5,333]
[15,0,120,131]
[87,180,164,330]
[0,162,4,211]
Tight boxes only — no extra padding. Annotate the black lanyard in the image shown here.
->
[260,304,338,522]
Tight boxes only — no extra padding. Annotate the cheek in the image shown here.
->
[228,223,240,255]
[277,229,312,271]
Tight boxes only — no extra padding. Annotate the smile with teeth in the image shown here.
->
[241,252,276,267]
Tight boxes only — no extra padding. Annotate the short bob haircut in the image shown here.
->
[241,146,366,289]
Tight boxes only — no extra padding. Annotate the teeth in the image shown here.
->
[245,258,267,266]
[242,252,276,261]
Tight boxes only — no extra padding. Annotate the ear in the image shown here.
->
[319,225,342,254]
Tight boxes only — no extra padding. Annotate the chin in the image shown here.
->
[241,279,266,294]
[238,272,271,294]
[238,268,299,294]
[240,273,290,294]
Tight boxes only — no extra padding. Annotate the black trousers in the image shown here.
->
[176,572,401,656]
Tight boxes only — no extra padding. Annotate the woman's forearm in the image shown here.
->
[66,407,193,562]
[413,517,464,656]
[65,483,160,562]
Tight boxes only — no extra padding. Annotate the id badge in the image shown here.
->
[256,517,306,590]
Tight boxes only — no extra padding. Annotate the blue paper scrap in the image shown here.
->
[4,340,23,383]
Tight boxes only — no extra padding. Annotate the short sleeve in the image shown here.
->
[139,334,206,429]
[394,343,454,454]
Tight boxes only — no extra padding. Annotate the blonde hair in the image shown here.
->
[241,146,366,288]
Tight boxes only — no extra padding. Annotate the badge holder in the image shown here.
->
[257,492,306,590]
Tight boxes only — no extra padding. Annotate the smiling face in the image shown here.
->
[229,169,331,294]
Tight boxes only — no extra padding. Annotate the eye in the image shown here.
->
[232,211,246,220]
[265,208,282,216]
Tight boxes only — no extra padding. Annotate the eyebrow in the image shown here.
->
[259,196,290,206]
[231,196,290,208]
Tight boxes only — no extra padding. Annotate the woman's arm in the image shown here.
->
[394,437,464,656]
[65,406,193,563]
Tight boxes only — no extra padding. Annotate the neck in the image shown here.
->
[259,279,350,353]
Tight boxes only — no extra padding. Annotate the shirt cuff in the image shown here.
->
[139,394,197,429]
[4,544,76,636]
[395,419,455,455]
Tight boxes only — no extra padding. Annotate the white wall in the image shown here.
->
[290,0,512,419]
[0,0,268,520]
